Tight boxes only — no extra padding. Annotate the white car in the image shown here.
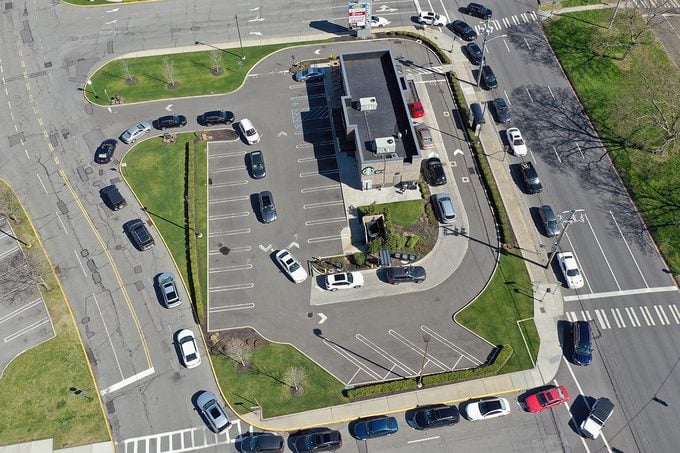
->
[369,16,390,27]
[557,252,585,289]
[120,122,152,144]
[466,397,511,421]
[176,329,201,369]
[417,11,448,27]
[239,118,260,145]
[324,272,364,291]
[275,249,308,283]
[506,127,527,156]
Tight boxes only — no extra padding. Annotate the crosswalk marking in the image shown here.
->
[625,307,641,327]
[612,308,625,328]
[655,305,670,325]
[641,306,655,326]
[594,310,608,329]
[567,304,680,330]
[670,305,680,324]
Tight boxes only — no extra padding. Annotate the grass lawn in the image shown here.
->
[545,10,680,276]
[456,251,539,373]
[87,40,329,105]
[0,185,109,447]
[212,343,347,418]
[121,135,208,323]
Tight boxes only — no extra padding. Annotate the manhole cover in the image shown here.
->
[219,246,230,255]
[307,313,313,318]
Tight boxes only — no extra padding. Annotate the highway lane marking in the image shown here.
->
[100,367,155,396]
[36,173,47,194]
[407,436,440,444]
[55,211,68,234]
[609,210,649,288]
[584,213,621,291]
[563,285,678,301]
[74,250,87,277]
[4,318,50,342]
[654,305,669,325]
[92,293,124,380]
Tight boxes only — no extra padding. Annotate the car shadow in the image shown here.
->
[558,320,574,362]
[249,193,261,223]
[569,394,595,435]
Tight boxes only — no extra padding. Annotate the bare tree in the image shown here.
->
[0,192,22,223]
[162,57,178,88]
[283,366,306,392]
[223,337,253,366]
[119,59,135,84]
[0,249,51,305]
[614,2,674,59]
[208,50,224,76]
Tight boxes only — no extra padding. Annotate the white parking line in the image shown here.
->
[209,180,248,188]
[209,246,251,255]
[208,151,246,159]
[0,298,43,324]
[301,184,339,193]
[388,330,449,371]
[208,228,251,238]
[654,305,669,325]
[356,333,416,376]
[210,165,246,173]
[525,87,534,103]
[305,217,346,226]
[407,436,440,444]
[300,169,338,177]
[209,283,254,292]
[209,196,250,205]
[323,339,382,381]
[209,212,250,221]
[303,201,344,209]
[0,245,19,259]
[297,155,335,163]
[208,303,255,313]
[307,234,348,244]
[575,142,585,159]
[625,307,641,327]
[421,326,483,365]
[4,318,50,342]
[209,264,253,273]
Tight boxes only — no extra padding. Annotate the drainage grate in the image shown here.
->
[467,166,476,175]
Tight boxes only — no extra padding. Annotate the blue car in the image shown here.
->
[294,68,325,82]
[351,415,398,440]
[572,321,593,366]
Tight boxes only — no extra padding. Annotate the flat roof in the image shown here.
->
[339,49,419,164]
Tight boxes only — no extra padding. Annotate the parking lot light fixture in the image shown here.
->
[235,15,245,60]
[416,334,431,388]
[476,21,508,87]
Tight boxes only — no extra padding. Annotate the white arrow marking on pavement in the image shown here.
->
[105,20,117,25]
[249,32,263,36]
[453,149,464,156]
[318,313,327,324]
[249,7,260,11]
[288,241,300,249]
[277,131,288,137]
[377,5,398,12]
[165,104,173,112]
[106,8,119,13]
[258,244,272,252]
[248,17,265,22]
[107,107,112,113]
[314,49,321,55]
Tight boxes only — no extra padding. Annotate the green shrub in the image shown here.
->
[368,238,383,255]
[406,235,420,248]
[353,252,367,266]
[385,232,407,251]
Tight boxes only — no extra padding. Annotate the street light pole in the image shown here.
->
[416,334,431,388]
[545,209,585,268]
[476,24,507,87]
[234,15,246,60]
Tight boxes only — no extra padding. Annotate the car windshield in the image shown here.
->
[165,287,178,299]
[547,219,559,230]
[289,261,300,272]
[575,344,592,354]
[246,128,256,136]
[566,268,580,277]
[513,138,524,146]
[537,392,550,406]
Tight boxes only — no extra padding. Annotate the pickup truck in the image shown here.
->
[580,397,614,439]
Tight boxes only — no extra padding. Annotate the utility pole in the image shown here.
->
[234,15,245,60]
[416,334,431,388]
[476,20,507,87]
[545,209,585,268]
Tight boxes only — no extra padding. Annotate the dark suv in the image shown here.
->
[386,266,426,284]
[519,161,543,193]
[155,114,187,130]
[467,2,492,19]
[258,191,277,223]
[572,321,593,366]
[127,219,155,250]
[423,157,447,186]
[450,20,477,41]
[480,65,498,89]
[200,110,235,126]
[100,185,127,211]
[408,404,460,430]
[289,428,342,452]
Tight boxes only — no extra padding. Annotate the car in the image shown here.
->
[525,386,570,413]
[417,11,448,27]
[415,123,434,150]
[431,193,457,224]
[158,272,182,308]
[580,397,614,439]
[408,404,460,430]
[196,391,230,433]
[120,122,152,144]
[385,266,426,284]
[176,329,201,368]
[94,139,117,164]
[408,100,425,119]
[200,110,235,126]
[275,249,308,283]
[465,42,484,65]
[239,118,260,145]
[241,433,285,453]
[155,114,187,130]
[258,191,277,223]
[491,98,511,123]
[289,428,342,452]
[538,205,560,237]
[100,185,127,211]
[557,251,584,289]
[519,161,543,193]
[465,397,511,421]
[450,20,477,41]
[480,65,498,89]
[324,272,364,291]
[293,67,325,82]
[572,320,593,366]
[506,127,527,156]
[351,415,398,440]
[127,219,154,250]
[249,150,266,179]
[467,2,492,19]
[369,15,390,27]
[423,157,447,186]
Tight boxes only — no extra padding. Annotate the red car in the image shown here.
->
[525,385,570,413]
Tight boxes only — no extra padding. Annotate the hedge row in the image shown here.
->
[384,31,452,64]
[445,72,517,247]
[344,345,513,400]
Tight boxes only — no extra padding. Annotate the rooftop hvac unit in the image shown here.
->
[358,97,378,111]
[374,137,396,154]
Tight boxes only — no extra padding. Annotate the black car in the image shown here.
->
[572,320,593,366]
[408,404,460,430]
[289,428,342,452]
[258,191,277,223]
[94,139,117,164]
[385,266,426,284]
[519,161,543,194]
[491,98,511,123]
[467,2,492,19]
[241,433,285,453]
[465,42,484,65]
[127,219,155,250]
[480,65,498,89]
[450,20,477,41]
[155,114,187,130]
[200,110,235,126]
[423,157,447,186]
[249,150,266,179]
[538,205,560,237]
[100,184,126,211]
